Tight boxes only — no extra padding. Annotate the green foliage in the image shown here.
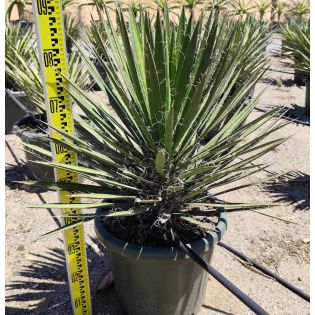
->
[281,20,310,73]
[5,25,90,113]
[288,1,309,22]
[5,23,35,89]
[174,0,206,11]
[29,8,285,238]
[255,1,271,21]
[64,14,81,52]
[5,23,34,64]
[6,0,31,22]
[230,0,255,19]
[273,1,287,22]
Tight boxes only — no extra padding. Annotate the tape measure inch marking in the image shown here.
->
[31,0,92,314]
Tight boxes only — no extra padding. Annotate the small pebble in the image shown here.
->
[17,245,25,251]
[298,277,302,281]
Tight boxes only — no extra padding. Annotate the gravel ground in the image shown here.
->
[5,54,309,314]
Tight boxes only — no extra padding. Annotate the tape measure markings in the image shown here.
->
[31,0,92,314]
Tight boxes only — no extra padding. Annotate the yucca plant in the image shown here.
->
[27,6,285,243]
[145,0,180,14]
[288,1,309,22]
[281,20,310,114]
[229,0,255,20]
[6,37,90,178]
[203,16,270,141]
[5,23,35,134]
[6,47,90,113]
[6,0,31,22]
[255,0,271,21]
[174,0,205,13]
[5,23,35,89]
[281,20,310,73]
[204,0,228,13]
[23,6,288,313]
[64,14,81,54]
[79,0,116,21]
[273,1,287,22]
[118,0,142,17]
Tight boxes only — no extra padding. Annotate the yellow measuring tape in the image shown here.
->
[32,0,92,313]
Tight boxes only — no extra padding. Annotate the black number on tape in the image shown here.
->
[55,144,66,154]
[37,0,48,15]
[43,51,54,67]
[50,99,58,113]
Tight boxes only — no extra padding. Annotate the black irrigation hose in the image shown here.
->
[173,234,270,315]
[218,241,310,303]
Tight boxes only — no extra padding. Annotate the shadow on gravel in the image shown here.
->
[282,104,310,125]
[5,140,50,193]
[263,171,310,211]
[255,104,310,126]
[5,237,125,315]
[5,163,29,187]
[262,78,295,88]
[202,304,235,315]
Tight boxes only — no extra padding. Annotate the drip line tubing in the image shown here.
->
[218,241,310,302]
[173,234,270,315]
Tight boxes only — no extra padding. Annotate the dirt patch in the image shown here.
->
[249,236,309,270]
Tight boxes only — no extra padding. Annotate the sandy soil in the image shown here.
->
[5,51,309,315]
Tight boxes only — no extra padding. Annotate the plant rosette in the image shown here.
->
[25,7,285,314]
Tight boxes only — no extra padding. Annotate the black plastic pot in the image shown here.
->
[13,115,54,181]
[95,208,227,315]
[11,20,33,35]
[294,69,308,86]
[5,89,27,135]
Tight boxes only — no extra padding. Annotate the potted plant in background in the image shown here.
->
[64,14,81,55]
[6,0,33,31]
[203,15,270,142]
[6,40,90,179]
[5,23,35,134]
[288,0,310,23]
[26,6,286,315]
[281,20,310,114]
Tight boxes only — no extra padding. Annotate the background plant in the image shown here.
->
[273,1,287,22]
[27,7,285,244]
[6,0,31,22]
[281,20,310,74]
[255,0,271,21]
[5,23,35,89]
[229,0,255,20]
[5,35,90,113]
[204,16,270,139]
[64,14,81,54]
[204,0,228,13]
[288,1,309,23]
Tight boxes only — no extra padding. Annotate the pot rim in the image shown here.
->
[95,207,227,261]
[13,114,48,139]
[5,89,27,97]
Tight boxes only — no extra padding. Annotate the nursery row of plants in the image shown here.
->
[5,1,310,314]
[6,0,310,24]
